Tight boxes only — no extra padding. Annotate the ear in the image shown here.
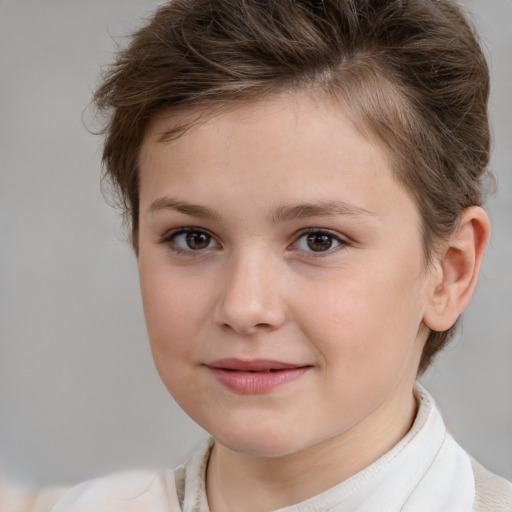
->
[423,206,490,332]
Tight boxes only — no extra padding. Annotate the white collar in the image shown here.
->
[177,384,475,512]
[52,384,476,512]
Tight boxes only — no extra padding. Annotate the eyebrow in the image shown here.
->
[269,201,376,223]
[149,197,222,218]
[149,197,375,222]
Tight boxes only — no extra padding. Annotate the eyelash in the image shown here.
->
[160,227,221,255]
[290,229,348,257]
[159,227,349,257]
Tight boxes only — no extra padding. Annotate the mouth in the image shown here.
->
[205,358,312,393]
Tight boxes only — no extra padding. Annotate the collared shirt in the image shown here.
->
[51,385,512,512]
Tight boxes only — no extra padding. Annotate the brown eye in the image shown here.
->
[167,228,218,252]
[306,232,334,252]
[292,230,344,254]
[186,231,211,250]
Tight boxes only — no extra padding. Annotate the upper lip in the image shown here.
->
[206,358,309,371]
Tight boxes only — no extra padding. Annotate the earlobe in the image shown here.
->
[423,206,490,332]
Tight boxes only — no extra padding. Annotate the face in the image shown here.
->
[138,92,434,458]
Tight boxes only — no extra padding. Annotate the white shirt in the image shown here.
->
[51,385,512,512]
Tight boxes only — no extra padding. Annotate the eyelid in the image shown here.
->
[159,226,349,256]
[160,226,221,253]
[289,228,349,254]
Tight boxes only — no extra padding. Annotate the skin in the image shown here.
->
[137,91,489,512]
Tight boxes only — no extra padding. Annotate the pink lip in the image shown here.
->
[206,358,311,394]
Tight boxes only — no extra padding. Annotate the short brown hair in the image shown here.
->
[94,0,491,373]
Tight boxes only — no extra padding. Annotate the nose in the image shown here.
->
[214,253,287,335]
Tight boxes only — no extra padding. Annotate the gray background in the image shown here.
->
[1,0,511,487]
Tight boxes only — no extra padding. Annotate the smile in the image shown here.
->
[206,358,311,394]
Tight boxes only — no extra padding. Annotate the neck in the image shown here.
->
[206,387,418,512]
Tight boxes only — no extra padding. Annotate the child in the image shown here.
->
[50,0,512,510]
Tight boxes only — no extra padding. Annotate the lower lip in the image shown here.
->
[208,367,309,393]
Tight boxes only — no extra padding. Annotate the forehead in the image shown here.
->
[143,90,383,156]
[138,92,417,223]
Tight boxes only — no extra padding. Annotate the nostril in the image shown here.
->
[220,321,275,335]
[214,291,286,334]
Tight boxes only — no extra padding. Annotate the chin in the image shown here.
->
[208,420,313,458]
[217,435,299,458]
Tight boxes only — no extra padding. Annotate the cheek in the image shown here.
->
[139,259,204,362]
[292,265,426,368]
[139,265,208,407]
[291,274,425,422]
